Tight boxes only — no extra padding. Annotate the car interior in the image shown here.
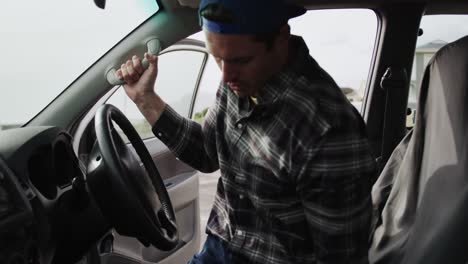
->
[0,0,467,263]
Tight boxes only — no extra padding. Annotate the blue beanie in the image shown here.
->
[199,0,306,34]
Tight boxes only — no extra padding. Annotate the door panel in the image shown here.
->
[100,172,200,264]
[144,138,195,181]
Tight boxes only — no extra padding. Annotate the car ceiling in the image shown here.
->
[172,0,468,14]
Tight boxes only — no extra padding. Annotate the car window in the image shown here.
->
[0,0,159,131]
[407,15,468,128]
[107,50,207,141]
[191,9,378,123]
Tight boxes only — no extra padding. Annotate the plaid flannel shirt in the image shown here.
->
[153,36,376,263]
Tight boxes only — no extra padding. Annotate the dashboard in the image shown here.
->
[0,126,108,264]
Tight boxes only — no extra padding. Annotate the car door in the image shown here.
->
[72,39,209,264]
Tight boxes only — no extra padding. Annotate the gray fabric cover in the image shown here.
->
[369,35,468,264]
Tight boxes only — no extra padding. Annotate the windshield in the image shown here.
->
[0,0,159,130]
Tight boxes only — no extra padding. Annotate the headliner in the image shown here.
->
[176,0,468,15]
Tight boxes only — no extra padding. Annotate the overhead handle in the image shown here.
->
[106,38,162,86]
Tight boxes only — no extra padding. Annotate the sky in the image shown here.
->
[1,2,468,125]
[0,0,158,125]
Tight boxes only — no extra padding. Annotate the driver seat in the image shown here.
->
[369,35,468,264]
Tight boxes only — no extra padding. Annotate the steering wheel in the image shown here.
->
[87,104,178,251]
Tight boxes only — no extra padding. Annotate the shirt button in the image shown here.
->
[237,123,243,129]
[239,194,244,199]
[157,132,162,137]
[236,230,244,236]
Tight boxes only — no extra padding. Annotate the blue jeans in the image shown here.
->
[188,235,233,263]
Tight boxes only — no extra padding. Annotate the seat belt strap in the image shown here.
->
[378,67,408,172]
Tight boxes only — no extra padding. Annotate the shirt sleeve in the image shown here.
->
[294,129,376,263]
[151,97,220,173]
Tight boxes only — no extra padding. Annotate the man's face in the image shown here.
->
[204,30,284,98]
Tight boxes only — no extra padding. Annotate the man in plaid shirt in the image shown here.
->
[118,0,376,263]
